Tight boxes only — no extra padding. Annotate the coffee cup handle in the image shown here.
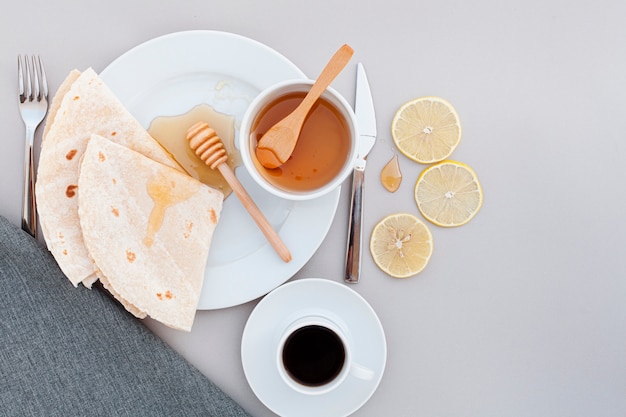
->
[349,362,375,381]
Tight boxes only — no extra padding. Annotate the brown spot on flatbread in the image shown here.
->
[66,184,78,198]
[183,220,193,238]
[209,209,217,224]
[73,95,80,100]
[66,149,78,160]
[111,206,119,217]
[126,249,136,263]
[98,152,106,162]
[63,249,68,255]
[156,290,174,300]
[111,131,117,136]
[112,178,117,185]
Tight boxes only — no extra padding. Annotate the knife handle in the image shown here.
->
[345,167,365,283]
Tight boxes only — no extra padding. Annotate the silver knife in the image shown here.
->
[345,63,376,284]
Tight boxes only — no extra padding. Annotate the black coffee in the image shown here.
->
[282,325,346,387]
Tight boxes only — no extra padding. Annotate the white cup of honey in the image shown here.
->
[239,79,359,200]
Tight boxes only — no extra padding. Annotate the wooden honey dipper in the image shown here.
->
[186,121,292,263]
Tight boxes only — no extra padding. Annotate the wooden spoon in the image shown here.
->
[255,44,354,169]
[186,121,292,263]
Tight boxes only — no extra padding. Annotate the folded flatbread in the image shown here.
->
[36,68,182,287]
[78,135,223,331]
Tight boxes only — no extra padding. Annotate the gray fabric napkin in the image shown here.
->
[0,216,250,417]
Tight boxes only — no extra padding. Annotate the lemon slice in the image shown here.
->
[370,213,433,278]
[415,160,483,227]
[391,97,461,164]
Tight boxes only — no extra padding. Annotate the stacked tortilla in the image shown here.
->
[36,68,223,331]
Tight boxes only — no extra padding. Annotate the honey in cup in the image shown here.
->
[250,91,352,193]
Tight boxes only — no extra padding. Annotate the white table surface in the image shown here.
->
[2,1,625,416]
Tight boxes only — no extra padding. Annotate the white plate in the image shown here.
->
[100,31,340,309]
[241,278,387,417]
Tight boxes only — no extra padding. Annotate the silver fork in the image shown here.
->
[18,55,49,238]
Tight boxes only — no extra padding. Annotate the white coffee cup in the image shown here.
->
[276,315,374,395]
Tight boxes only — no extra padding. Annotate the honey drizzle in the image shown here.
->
[144,173,196,247]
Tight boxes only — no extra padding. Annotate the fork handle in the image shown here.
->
[21,127,37,238]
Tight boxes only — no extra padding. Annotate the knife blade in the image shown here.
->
[345,62,376,284]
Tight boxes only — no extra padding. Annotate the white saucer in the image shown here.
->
[241,278,387,417]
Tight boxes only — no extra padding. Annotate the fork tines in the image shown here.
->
[18,55,48,104]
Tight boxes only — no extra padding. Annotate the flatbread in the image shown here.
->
[42,69,80,140]
[78,135,223,331]
[36,68,182,287]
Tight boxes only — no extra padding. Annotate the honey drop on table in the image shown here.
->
[381,154,402,192]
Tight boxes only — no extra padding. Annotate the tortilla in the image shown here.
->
[36,68,182,287]
[42,69,80,141]
[78,135,223,331]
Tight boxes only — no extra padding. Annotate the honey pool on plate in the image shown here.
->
[250,92,351,192]
[148,104,241,198]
